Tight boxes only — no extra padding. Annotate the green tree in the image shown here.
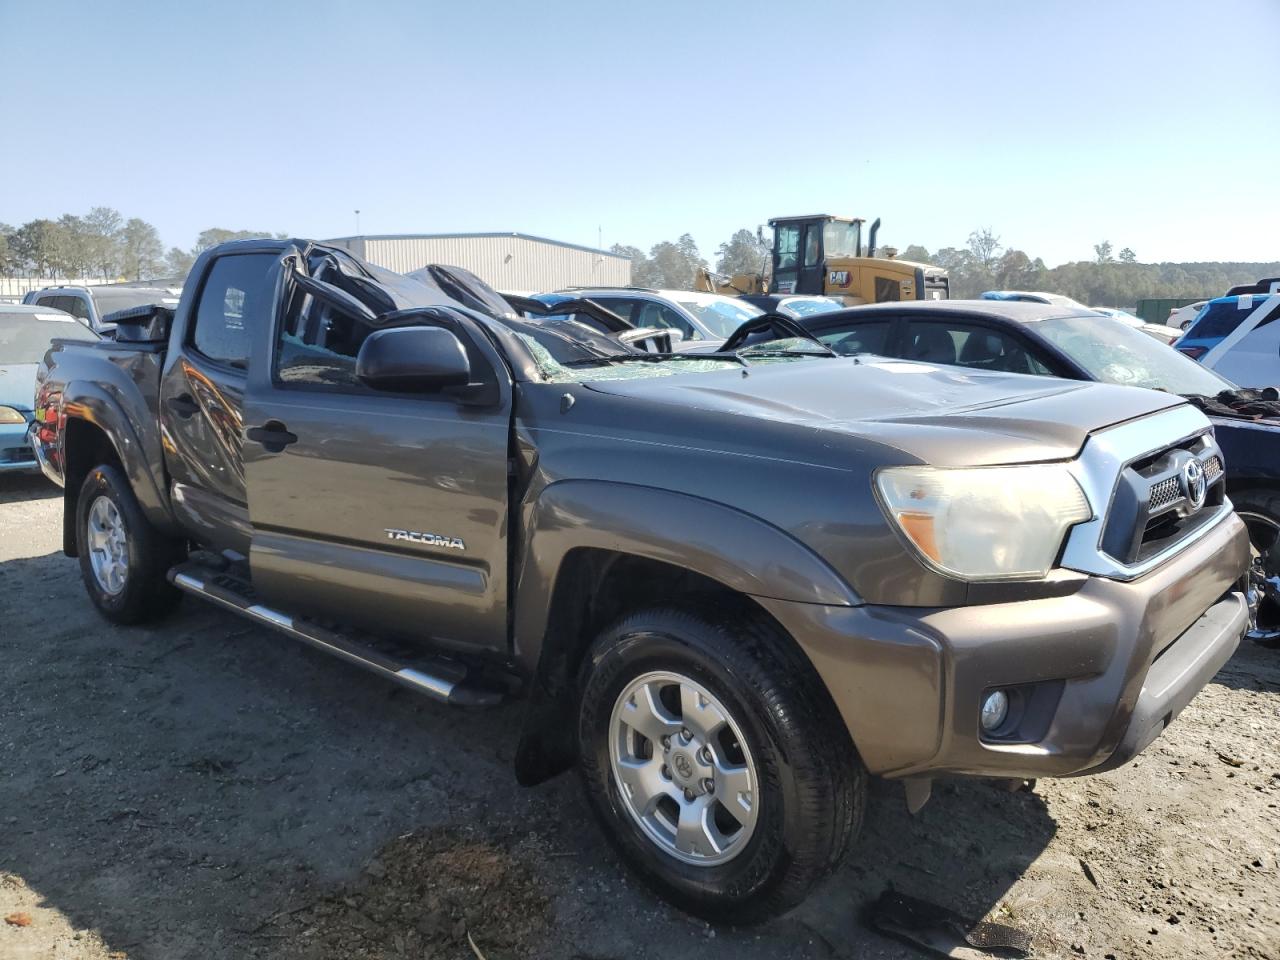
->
[0,223,14,275]
[194,228,283,252]
[967,228,1002,271]
[84,206,124,279]
[120,218,164,279]
[164,246,196,280]
[899,244,931,263]
[1093,240,1114,264]
[994,249,1046,291]
[1119,247,1136,264]
[648,233,706,290]
[715,228,769,276]
[610,243,658,286]
[11,219,62,277]
[54,214,94,278]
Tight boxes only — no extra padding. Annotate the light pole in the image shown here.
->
[354,209,361,234]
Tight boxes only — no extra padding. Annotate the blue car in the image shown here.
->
[0,305,97,474]
[1173,293,1280,389]
[1174,296,1256,361]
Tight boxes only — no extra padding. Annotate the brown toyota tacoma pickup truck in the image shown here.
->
[30,239,1252,921]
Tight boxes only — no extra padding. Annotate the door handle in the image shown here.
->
[246,420,298,453]
[166,394,200,419]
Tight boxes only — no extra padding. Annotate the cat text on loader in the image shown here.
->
[697,214,950,305]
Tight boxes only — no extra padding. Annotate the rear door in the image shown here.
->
[159,250,280,554]
[241,268,514,655]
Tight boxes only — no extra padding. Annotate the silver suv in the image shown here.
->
[556,287,763,347]
[24,284,180,334]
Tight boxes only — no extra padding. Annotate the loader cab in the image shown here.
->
[768,216,863,296]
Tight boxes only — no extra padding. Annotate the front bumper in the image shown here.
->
[0,421,38,474]
[760,510,1251,780]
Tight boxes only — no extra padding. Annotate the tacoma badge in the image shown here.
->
[385,528,466,551]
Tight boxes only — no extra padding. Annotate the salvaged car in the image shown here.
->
[32,239,1252,921]
[0,304,97,473]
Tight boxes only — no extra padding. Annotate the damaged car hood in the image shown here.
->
[583,356,1188,466]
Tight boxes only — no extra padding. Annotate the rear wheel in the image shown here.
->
[77,464,183,624]
[577,605,864,922]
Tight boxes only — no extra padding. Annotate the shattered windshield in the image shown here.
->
[517,332,828,384]
[1033,315,1233,395]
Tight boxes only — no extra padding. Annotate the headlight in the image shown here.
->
[875,464,1091,581]
[0,406,26,425]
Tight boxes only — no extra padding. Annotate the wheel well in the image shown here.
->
[514,548,790,786]
[541,550,761,692]
[62,418,122,557]
[1227,477,1280,498]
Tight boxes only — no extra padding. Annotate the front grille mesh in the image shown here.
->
[1204,455,1223,482]
[1149,476,1180,510]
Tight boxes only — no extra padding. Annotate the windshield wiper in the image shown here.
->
[564,351,752,370]
[740,347,837,359]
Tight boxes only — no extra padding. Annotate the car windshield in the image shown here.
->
[778,297,845,318]
[0,312,98,363]
[1032,314,1233,395]
[92,288,178,321]
[671,297,762,338]
[822,220,861,258]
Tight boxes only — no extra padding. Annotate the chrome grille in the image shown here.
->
[1149,476,1180,510]
[1203,455,1223,482]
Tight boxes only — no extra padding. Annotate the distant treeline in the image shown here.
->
[0,209,284,282]
[4,210,1273,306]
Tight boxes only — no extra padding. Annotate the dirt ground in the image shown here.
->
[0,472,1276,960]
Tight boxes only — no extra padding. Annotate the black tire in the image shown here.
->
[76,464,183,625]
[576,604,865,923]
[1234,486,1280,635]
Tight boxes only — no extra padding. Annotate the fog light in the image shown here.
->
[980,690,1009,732]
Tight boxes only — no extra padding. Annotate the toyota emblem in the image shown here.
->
[1182,458,1207,513]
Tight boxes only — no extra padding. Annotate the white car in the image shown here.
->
[1169,301,1209,331]
[1090,307,1180,345]
[548,287,764,348]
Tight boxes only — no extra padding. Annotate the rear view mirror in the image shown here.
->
[356,326,471,392]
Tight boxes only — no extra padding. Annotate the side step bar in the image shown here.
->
[167,565,504,707]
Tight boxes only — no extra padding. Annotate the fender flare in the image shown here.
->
[61,380,173,529]
[512,479,860,675]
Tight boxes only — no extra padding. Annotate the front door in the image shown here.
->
[795,221,826,295]
[242,278,514,655]
[159,250,280,554]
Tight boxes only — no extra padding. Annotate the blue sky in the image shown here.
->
[1,0,1276,266]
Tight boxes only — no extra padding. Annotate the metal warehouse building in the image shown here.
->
[324,232,631,291]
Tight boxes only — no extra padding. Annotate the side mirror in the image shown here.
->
[356,326,471,392]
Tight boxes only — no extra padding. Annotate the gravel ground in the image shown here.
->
[1,472,1276,960]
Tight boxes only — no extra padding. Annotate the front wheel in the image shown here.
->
[77,464,183,625]
[1234,487,1280,640]
[577,605,865,922]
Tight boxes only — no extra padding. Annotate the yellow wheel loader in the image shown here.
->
[697,215,949,305]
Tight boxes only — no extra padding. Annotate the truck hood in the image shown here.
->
[0,363,37,412]
[583,356,1187,466]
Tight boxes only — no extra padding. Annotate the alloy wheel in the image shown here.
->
[86,495,129,596]
[608,670,759,866]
